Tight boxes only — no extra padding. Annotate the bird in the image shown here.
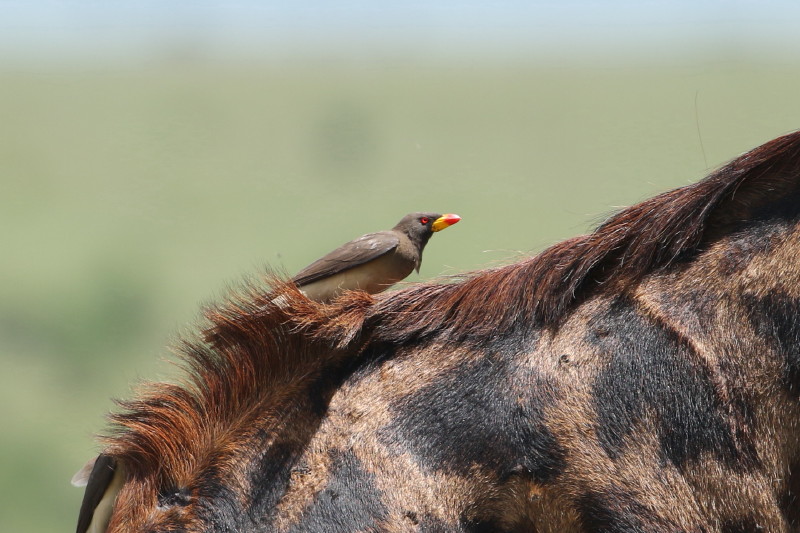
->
[291,212,461,302]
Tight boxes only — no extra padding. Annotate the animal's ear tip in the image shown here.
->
[71,455,99,487]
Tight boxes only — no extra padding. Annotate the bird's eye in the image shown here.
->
[420,217,429,225]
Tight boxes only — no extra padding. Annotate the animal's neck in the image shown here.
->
[633,216,800,468]
[407,231,431,252]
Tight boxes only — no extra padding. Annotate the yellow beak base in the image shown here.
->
[431,213,461,232]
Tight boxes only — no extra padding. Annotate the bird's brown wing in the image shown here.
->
[292,231,400,286]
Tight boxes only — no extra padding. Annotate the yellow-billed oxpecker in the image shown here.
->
[293,212,460,302]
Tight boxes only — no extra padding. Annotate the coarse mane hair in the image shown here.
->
[104,131,800,485]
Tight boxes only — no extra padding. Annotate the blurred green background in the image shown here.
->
[3,2,800,531]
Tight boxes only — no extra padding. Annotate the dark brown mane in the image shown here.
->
[104,130,800,484]
[105,283,375,482]
[367,130,800,345]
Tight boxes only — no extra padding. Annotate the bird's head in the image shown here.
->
[394,212,461,252]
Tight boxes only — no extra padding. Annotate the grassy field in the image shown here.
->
[2,58,800,531]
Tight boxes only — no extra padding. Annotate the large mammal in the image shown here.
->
[78,132,800,532]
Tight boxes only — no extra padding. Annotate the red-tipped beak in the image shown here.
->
[431,213,461,232]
